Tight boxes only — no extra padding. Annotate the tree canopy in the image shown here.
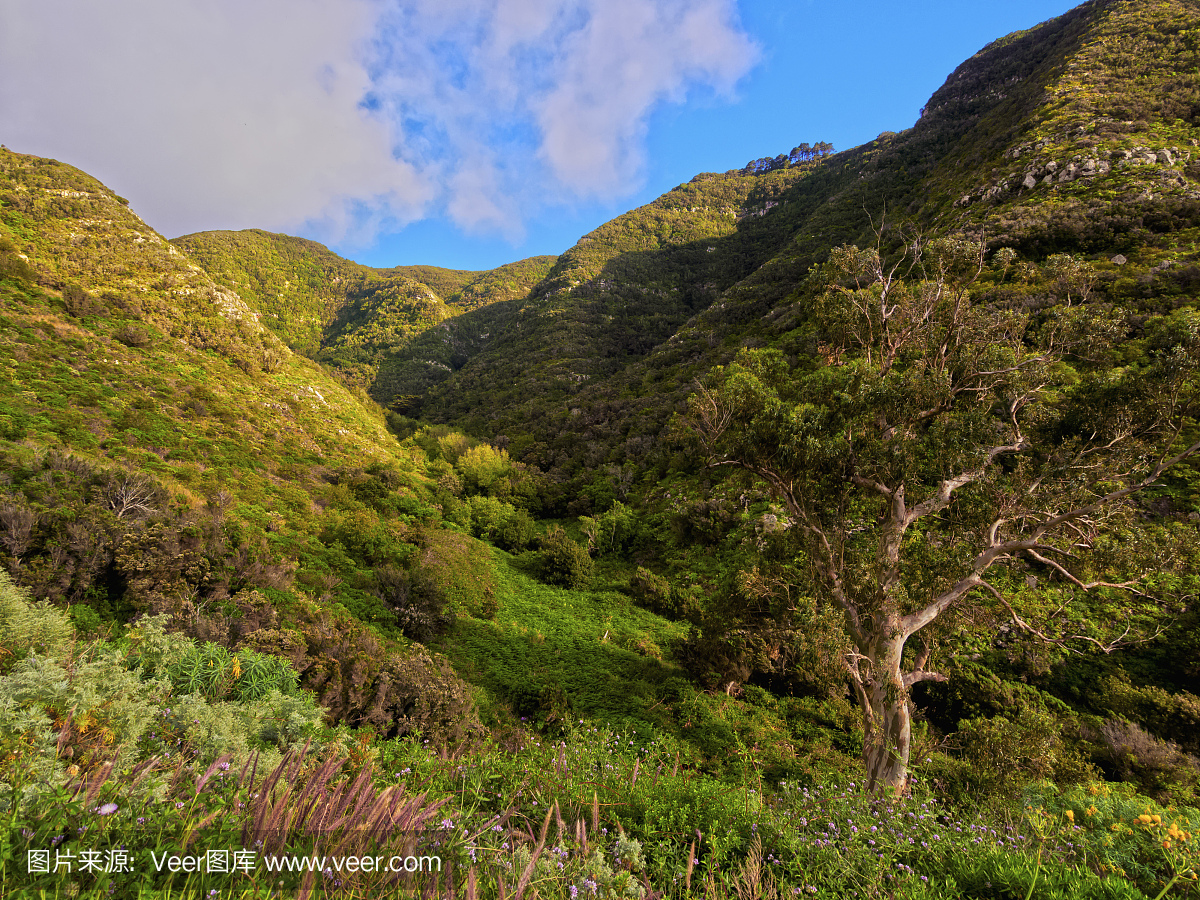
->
[687,231,1200,794]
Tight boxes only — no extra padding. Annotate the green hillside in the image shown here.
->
[403,0,1200,516]
[175,228,555,390]
[170,229,372,356]
[0,148,498,739]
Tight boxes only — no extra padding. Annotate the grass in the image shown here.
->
[5,727,1196,899]
[433,550,689,735]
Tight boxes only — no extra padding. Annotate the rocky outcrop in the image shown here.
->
[956,143,1191,207]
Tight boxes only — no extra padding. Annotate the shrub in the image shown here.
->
[1090,719,1200,804]
[538,526,594,589]
[579,500,638,556]
[376,562,454,643]
[62,282,105,316]
[466,495,536,551]
[929,707,1078,803]
[497,506,536,552]
[630,566,671,611]
[0,570,73,666]
[410,528,497,620]
[165,641,301,702]
[114,323,152,347]
[457,443,512,495]
[123,613,193,676]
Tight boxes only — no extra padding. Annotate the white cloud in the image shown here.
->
[0,0,431,240]
[370,0,759,211]
[0,0,757,243]
[536,0,758,193]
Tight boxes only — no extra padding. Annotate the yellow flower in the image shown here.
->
[1139,814,1153,825]
[1086,806,1098,817]
[231,658,242,679]
[1064,810,1075,822]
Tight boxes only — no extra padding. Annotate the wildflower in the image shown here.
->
[1064,810,1074,822]
[96,803,119,815]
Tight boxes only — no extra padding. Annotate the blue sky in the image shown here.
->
[2,0,1079,273]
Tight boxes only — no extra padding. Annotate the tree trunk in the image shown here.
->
[858,631,912,797]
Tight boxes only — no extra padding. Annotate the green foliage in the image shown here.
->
[6,7,1200,893]
[3,743,450,898]
[456,443,511,494]
[629,565,671,610]
[466,495,536,551]
[165,642,299,702]
[410,527,497,621]
[538,526,594,589]
[579,500,638,556]
[1023,779,1200,896]
[0,596,342,839]
[0,569,73,666]
[433,555,687,737]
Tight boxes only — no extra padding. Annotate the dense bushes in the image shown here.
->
[537,526,594,589]
[579,500,638,556]
[409,527,498,621]
[0,580,324,811]
[466,495,536,551]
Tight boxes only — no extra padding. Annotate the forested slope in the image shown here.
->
[175,228,555,389]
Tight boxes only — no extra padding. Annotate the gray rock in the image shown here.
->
[1111,254,1127,265]
[1023,173,1038,189]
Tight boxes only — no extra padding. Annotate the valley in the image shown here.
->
[2,0,1200,896]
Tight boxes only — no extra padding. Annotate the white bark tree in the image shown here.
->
[687,234,1200,795]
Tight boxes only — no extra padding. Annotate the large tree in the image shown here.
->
[686,233,1200,796]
